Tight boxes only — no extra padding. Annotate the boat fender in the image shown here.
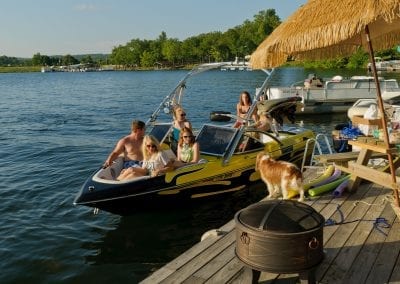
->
[210,111,231,122]
[200,229,227,241]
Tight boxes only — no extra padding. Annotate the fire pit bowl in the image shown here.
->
[235,200,325,282]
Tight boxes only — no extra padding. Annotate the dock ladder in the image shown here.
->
[301,133,334,171]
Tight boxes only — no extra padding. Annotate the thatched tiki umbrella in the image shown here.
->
[251,0,400,206]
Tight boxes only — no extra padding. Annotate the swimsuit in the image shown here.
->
[123,160,142,169]
[172,127,180,141]
[239,105,250,115]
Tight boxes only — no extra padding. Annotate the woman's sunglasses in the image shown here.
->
[146,144,156,149]
[180,113,186,117]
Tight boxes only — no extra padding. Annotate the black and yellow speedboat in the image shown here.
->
[73,63,315,215]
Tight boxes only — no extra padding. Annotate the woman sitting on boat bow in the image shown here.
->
[234,91,258,128]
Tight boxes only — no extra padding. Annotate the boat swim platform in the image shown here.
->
[141,168,400,284]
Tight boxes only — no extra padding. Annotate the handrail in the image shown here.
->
[301,133,334,171]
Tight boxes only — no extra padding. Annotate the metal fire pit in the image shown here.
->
[235,200,324,283]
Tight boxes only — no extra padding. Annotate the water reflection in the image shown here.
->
[81,183,266,281]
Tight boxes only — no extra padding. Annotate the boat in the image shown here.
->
[265,73,400,114]
[368,57,400,72]
[220,56,252,71]
[73,63,315,215]
[347,96,400,120]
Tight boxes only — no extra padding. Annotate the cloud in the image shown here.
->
[74,4,98,12]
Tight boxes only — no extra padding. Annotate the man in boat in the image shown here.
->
[103,120,145,169]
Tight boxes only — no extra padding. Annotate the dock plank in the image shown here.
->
[184,243,236,283]
[205,256,245,283]
[344,202,397,283]
[321,185,387,283]
[141,220,236,284]
[160,230,236,283]
[315,183,374,280]
[365,217,400,284]
[388,226,400,284]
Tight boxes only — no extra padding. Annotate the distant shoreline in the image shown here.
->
[0,66,42,73]
[0,65,194,73]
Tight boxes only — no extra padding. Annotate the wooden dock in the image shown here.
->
[141,169,400,283]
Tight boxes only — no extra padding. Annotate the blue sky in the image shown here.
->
[0,0,306,58]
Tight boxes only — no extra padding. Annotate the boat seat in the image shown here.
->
[94,157,125,181]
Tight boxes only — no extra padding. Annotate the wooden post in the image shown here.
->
[365,25,400,207]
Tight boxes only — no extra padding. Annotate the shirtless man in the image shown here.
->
[103,120,146,169]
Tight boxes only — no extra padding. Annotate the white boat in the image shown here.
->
[265,74,400,114]
[368,57,400,72]
[220,56,252,71]
[347,96,400,120]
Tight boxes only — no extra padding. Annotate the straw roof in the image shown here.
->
[250,0,400,69]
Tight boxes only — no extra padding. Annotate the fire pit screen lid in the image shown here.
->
[235,200,324,233]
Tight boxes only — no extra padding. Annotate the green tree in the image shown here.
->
[32,53,42,66]
[162,38,182,66]
[126,39,148,66]
[61,54,79,66]
[181,36,202,63]
[347,48,368,69]
[80,55,94,64]
[140,50,157,67]
[0,55,21,66]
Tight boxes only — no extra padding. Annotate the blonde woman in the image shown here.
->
[117,135,173,180]
[172,106,192,140]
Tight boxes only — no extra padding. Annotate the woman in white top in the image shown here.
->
[117,135,173,180]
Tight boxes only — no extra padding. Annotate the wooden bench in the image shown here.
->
[314,146,400,193]
[314,151,387,167]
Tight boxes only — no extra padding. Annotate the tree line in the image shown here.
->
[0,9,280,68]
[1,9,399,69]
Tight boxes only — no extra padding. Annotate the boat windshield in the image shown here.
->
[196,124,238,156]
[148,123,172,144]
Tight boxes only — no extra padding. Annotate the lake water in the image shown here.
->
[1,67,399,283]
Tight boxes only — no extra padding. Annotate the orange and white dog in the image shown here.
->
[255,152,304,202]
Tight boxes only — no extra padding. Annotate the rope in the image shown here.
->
[323,203,391,236]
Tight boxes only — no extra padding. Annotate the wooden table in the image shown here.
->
[315,138,400,209]
[344,140,400,192]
